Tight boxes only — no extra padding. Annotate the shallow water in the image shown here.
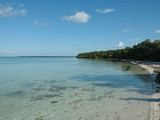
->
[0,57,153,120]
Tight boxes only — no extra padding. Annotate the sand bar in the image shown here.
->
[132,61,160,120]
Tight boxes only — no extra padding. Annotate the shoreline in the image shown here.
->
[131,61,160,74]
[132,61,160,120]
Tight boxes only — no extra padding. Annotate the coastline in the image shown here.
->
[132,61,160,120]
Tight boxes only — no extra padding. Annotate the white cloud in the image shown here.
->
[122,28,130,32]
[19,9,26,15]
[128,38,139,41]
[114,42,125,48]
[96,8,115,14]
[0,4,26,17]
[155,29,160,33]
[34,20,39,26]
[62,11,91,23]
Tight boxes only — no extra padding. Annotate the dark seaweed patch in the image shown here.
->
[124,66,131,71]
[90,96,107,101]
[51,101,59,104]
[34,88,46,91]
[21,82,36,88]
[82,88,95,92]
[49,85,78,92]
[31,93,63,101]
[69,99,83,104]
[93,83,115,87]
[50,85,67,92]
[4,90,24,96]
[13,90,24,95]
[45,80,58,84]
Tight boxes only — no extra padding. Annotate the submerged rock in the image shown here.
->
[155,72,160,83]
[51,101,59,104]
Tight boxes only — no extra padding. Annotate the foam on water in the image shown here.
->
[0,57,152,120]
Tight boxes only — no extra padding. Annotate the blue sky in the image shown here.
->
[0,0,160,56]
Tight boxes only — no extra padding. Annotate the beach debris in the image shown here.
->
[154,70,160,73]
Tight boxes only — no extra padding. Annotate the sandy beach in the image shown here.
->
[133,61,160,120]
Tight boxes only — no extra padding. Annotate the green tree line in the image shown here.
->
[76,39,160,61]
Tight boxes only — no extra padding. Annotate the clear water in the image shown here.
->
[0,57,152,120]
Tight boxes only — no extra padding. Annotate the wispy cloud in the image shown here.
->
[122,28,130,32]
[114,42,125,48]
[0,50,9,54]
[128,38,139,41]
[33,20,50,27]
[0,4,26,17]
[34,20,39,26]
[155,29,160,33]
[96,8,115,14]
[19,4,24,7]
[62,11,91,23]
[42,22,50,27]
[0,50,19,55]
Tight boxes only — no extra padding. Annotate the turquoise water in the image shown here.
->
[0,57,152,120]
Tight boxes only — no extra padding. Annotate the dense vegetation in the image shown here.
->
[77,39,160,61]
[155,72,160,84]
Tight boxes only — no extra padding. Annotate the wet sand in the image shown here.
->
[134,61,160,120]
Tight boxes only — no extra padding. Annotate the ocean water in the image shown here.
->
[0,57,152,120]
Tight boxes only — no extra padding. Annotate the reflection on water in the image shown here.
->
[0,57,153,120]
